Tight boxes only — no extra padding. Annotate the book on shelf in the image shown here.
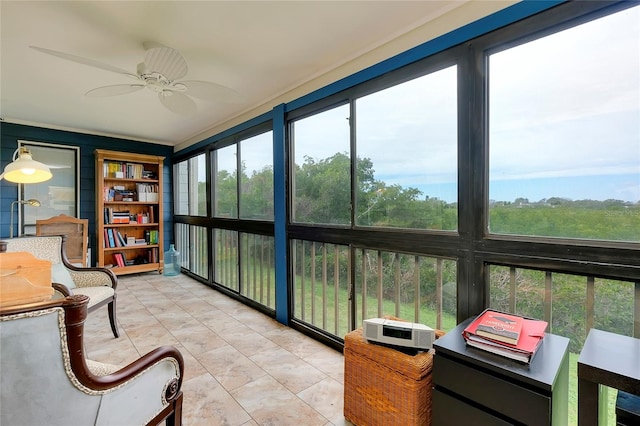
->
[147,247,159,263]
[107,229,116,248]
[116,231,127,247]
[136,182,159,202]
[462,309,548,364]
[104,209,130,224]
[108,210,129,224]
[142,169,156,180]
[135,212,149,224]
[113,252,125,267]
[103,161,145,179]
[112,230,121,247]
[103,187,115,202]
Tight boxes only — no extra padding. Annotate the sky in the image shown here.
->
[220,5,639,205]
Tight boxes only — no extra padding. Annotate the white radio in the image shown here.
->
[363,318,435,351]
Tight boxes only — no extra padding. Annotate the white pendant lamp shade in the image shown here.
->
[1,147,52,183]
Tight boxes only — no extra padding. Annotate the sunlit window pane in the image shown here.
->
[214,145,238,218]
[489,6,640,241]
[214,228,238,290]
[292,104,351,225]
[355,66,458,230]
[173,161,188,215]
[190,155,207,216]
[239,131,274,220]
[173,154,206,216]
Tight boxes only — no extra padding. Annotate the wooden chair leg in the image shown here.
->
[166,392,183,426]
[108,299,119,338]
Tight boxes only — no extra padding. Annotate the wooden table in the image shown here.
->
[577,329,640,425]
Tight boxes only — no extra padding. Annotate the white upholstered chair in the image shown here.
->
[0,294,184,426]
[2,235,120,337]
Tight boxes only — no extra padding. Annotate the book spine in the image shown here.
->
[117,231,127,247]
[107,229,116,248]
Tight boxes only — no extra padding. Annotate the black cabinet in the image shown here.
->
[433,318,569,426]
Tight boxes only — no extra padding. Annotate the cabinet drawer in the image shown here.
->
[433,354,551,425]
[432,387,513,426]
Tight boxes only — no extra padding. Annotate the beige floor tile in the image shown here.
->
[197,345,267,392]
[231,375,329,425]
[297,377,346,425]
[83,273,348,425]
[222,329,279,357]
[250,347,327,394]
[171,324,227,356]
[182,373,252,426]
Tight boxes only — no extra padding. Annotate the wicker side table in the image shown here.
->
[344,328,438,426]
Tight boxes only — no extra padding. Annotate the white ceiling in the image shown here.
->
[1,1,511,149]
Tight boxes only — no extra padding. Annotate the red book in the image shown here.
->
[471,309,523,345]
[114,253,125,267]
[463,309,548,363]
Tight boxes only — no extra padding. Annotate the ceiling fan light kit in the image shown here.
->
[30,43,242,115]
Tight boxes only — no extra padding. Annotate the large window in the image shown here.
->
[214,130,274,220]
[173,4,637,422]
[292,66,459,231]
[488,5,640,242]
[355,66,458,230]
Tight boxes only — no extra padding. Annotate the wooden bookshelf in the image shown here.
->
[95,149,164,275]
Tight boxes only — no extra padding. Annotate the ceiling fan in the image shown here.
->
[30,42,242,115]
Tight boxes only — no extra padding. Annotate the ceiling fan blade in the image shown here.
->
[159,91,196,115]
[30,46,137,78]
[181,80,244,103]
[86,84,145,97]
[143,46,188,81]
[142,41,168,51]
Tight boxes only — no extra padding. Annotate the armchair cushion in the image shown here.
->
[86,359,122,376]
[51,263,76,289]
[80,286,115,309]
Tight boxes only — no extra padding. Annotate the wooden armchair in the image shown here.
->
[2,235,120,338]
[36,214,88,267]
[0,294,184,426]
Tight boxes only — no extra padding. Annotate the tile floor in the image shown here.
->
[83,272,351,426]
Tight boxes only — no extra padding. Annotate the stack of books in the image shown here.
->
[462,309,548,364]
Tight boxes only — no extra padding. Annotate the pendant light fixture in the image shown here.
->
[0,147,52,183]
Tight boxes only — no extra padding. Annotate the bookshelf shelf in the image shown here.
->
[95,149,164,275]
[104,223,159,228]
[104,244,160,251]
[104,201,160,205]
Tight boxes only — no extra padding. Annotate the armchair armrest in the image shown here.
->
[68,268,118,289]
[60,236,118,290]
[62,295,184,425]
[92,347,183,425]
[52,282,72,300]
